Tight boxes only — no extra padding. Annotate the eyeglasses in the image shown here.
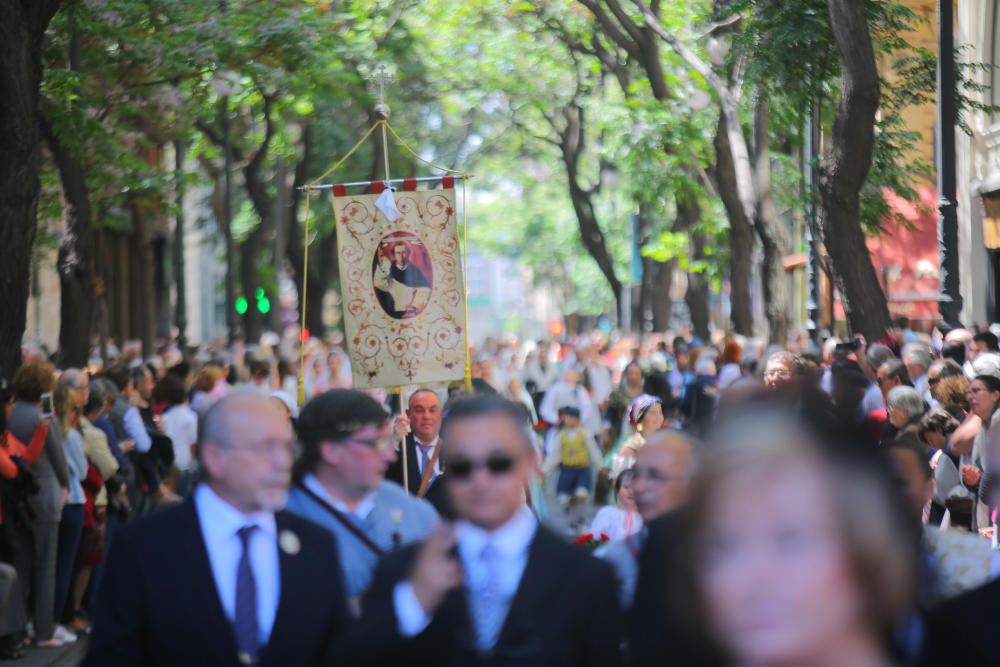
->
[631,467,691,485]
[445,454,517,480]
[229,440,296,457]
[342,436,395,453]
[764,370,793,379]
[928,377,940,386]
[968,387,989,397]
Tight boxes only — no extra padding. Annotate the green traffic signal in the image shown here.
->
[235,296,248,315]
[257,296,271,314]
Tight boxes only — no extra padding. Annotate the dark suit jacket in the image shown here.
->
[630,513,718,667]
[921,577,1000,667]
[343,525,623,667]
[385,434,453,518]
[84,498,350,666]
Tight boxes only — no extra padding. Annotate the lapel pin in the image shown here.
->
[279,530,301,555]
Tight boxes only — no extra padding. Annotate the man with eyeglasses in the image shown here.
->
[763,351,836,435]
[86,390,352,666]
[344,395,622,667]
[598,431,694,608]
[285,389,438,609]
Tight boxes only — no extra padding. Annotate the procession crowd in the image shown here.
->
[1,318,1000,665]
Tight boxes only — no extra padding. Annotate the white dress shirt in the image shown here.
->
[394,505,538,636]
[195,485,281,646]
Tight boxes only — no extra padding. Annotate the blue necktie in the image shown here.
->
[471,542,505,651]
[235,525,259,664]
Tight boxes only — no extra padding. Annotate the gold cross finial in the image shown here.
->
[369,64,394,119]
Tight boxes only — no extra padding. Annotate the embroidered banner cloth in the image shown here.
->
[333,185,466,389]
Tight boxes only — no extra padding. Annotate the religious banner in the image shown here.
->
[333,180,467,389]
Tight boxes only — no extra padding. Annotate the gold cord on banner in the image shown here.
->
[296,119,474,401]
[384,122,474,393]
[297,119,383,406]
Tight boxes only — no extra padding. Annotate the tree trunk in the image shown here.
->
[650,259,675,332]
[0,1,60,378]
[818,0,892,342]
[559,105,623,322]
[41,114,94,368]
[173,141,188,355]
[714,114,755,336]
[129,203,156,358]
[677,197,710,339]
[752,94,791,345]
[239,97,278,345]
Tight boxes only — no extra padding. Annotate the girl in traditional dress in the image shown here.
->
[607,394,664,481]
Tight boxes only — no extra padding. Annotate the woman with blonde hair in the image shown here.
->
[51,385,88,644]
[675,414,917,667]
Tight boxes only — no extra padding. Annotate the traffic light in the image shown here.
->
[235,296,248,315]
[257,296,271,314]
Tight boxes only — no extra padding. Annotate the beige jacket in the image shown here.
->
[81,418,119,507]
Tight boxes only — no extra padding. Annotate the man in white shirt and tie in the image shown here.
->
[386,388,451,516]
[343,395,622,667]
[86,391,351,666]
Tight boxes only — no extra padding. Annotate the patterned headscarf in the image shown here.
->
[628,393,662,427]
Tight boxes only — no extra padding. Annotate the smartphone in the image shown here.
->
[40,392,52,416]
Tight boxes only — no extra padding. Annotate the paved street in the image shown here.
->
[0,641,85,667]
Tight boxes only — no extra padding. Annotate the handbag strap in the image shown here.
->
[294,481,385,558]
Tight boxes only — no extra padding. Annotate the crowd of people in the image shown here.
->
[1,318,1000,665]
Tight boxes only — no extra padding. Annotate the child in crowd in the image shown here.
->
[544,406,602,534]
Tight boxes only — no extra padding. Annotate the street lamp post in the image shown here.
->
[937,0,963,326]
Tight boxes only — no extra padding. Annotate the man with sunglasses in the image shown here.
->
[285,389,438,608]
[344,395,622,667]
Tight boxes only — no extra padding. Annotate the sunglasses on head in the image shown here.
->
[446,454,517,480]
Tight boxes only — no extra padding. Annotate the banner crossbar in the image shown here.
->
[298,174,472,191]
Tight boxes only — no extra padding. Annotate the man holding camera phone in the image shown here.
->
[344,395,622,667]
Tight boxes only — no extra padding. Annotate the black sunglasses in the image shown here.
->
[446,454,517,480]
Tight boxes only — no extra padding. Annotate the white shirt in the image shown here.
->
[195,485,281,646]
[161,404,198,471]
[394,505,538,636]
[589,506,643,542]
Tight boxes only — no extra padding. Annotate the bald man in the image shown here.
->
[86,391,351,667]
[598,431,694,608]
[603,431,709,667]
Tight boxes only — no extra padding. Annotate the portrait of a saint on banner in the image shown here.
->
[333,184,467,389]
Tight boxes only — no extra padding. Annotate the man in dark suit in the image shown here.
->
[386,388,452,517]
[85,391,350,666]
[921,577,1000,666]
[344,395,622,667]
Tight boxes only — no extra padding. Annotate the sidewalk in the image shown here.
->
[0,640,86,667]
